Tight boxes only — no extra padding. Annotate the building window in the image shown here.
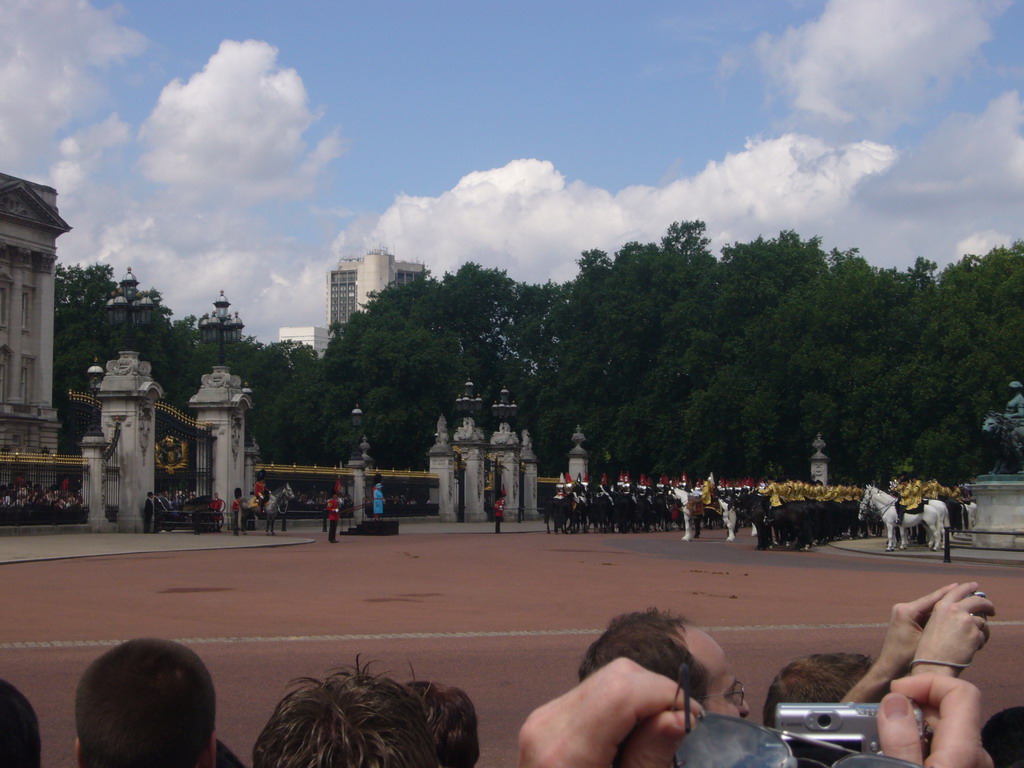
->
[19,364,28,402]
[0,287,7,326]
[0,363,5,403]
[21,291,30,330]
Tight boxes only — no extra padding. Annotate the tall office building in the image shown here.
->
[327,248,424,327]
[0,172,71,452]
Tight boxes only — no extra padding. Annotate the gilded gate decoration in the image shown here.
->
[154,401,212,496]
[155,435,189,474]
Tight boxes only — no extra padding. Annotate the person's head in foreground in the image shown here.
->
[75,638,217,768]
[252,665,438,768]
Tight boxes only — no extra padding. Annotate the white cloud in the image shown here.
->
[139,39,343,201]
[843,90,1024,265]
[756,0,1005,133]
[877,90,1024,206]
[956,230,1013,258]
[56,195,336,341]
[49,114,132,195]
[0,0,145,172]
[334,138,898,285]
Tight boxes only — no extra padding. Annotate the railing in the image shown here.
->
[943,526,1023,563]
[0,503,88,526]
[257,464,439,515]
[0,451,88,527]
[104,464,120,521]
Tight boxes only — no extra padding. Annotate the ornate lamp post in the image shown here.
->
[489,386,517,507]
[455,381,483,420]
[105,267,158,352]
[453,382,482,522]
[85,360,105,438]
[491,386,517,425]
[198,290,245,365]
[352,405,372,466]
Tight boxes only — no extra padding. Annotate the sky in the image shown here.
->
[2,0,1023,342]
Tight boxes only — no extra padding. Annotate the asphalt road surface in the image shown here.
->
[2,527,1022,767]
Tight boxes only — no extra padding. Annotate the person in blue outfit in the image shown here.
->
[372,475,384,517]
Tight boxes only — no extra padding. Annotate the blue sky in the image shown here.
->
[2,0,1023,341]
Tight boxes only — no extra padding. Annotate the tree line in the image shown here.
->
[54,221,1024,483]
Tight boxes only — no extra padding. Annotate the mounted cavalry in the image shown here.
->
[670,478,737,542]
[859,485,947,552]
[250,483,295,535]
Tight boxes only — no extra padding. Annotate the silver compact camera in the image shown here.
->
[776,702,923,763]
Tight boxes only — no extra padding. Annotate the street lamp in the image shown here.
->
[350,405,364,463]
[85,360,104,437]
[455,380,482,419]
[491,385,517,424]
[198,290,245,365]
[105,267,158,352]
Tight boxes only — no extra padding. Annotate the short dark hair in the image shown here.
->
[406,681,479,768]
[252,666,438,768]
[0,679,40,768]
[577,608,708,696]
[983,707,1024,768]
[75,638,216,768]
[762,653,872,727]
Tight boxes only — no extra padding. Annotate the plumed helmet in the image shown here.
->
[256,469,266,480]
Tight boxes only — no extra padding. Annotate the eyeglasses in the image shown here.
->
[695,681,745,708]
[672,666,922,768]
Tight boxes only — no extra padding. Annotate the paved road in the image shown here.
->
[1,523,1022,767]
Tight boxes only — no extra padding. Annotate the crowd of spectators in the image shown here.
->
[1,581,1019,768]
[0,482,84,510]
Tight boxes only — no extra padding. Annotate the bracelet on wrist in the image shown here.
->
[909,658,971,670]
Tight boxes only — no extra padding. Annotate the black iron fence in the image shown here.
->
[943,526,1023,563]
[257,464,440,521]
[0,451,88,526]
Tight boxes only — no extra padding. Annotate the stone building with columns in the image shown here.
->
[0,172,70,452]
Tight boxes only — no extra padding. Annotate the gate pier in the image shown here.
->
[97,350,163,532]
[189,366,252,507]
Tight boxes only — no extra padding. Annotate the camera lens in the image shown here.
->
[816,714,833,729]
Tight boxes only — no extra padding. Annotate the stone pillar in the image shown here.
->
[97,351,164,533]
[809,433,829,485]
[453,417,487,522]
[462,443,486,522]
[244,438,260,500]
[489,422,520,521]
[429,415,456,522]
[349,457,366,522]
[520,428,538,521]
[567,425,589,483]
[188,366,253,506]
[499,451,519,514]
[80,434,114,532]
[971,477,1024,549]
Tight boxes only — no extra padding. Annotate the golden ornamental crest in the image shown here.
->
[155,436,189,474]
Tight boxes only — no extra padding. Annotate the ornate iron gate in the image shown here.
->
[154,401,213,498]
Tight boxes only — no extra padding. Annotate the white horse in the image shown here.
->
[671,488,737,542]
[860,486,946,552]
[262,483,295,536]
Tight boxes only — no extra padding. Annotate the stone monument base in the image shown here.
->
[971,476,1024,550]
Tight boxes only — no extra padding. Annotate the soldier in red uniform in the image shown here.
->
[253,470,268,519]
[326,492,341,543]
[231,487,243,536]
[494,489,505,534]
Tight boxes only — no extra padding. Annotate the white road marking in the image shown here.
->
[2,621,1022,650]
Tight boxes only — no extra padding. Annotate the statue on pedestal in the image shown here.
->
[982,381,1024,474]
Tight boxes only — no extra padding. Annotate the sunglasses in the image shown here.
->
[672,665,923,768]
